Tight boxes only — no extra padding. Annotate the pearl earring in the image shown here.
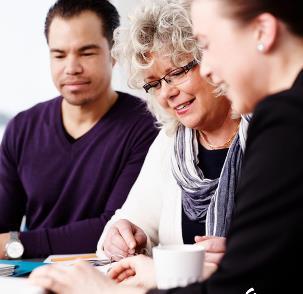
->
[257,43,265,52]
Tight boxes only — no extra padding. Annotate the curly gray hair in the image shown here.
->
[112,0,202,134]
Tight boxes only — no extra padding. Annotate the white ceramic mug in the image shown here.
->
[152,244,205,289]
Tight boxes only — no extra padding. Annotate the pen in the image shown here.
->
[51,253,97,262]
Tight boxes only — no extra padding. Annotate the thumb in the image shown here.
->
[134,228,147,247]
[195,235,211,243]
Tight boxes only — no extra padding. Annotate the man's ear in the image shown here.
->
[254,13,279,53]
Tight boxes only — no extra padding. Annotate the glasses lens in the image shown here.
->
[166,68,187,86]
[144,80,161,95]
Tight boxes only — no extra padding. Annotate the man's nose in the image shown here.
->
[65,56,83,75]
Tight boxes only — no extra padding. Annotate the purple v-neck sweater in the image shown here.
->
[0,92,158,258]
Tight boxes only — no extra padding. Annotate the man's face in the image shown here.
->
[48,11,113,106]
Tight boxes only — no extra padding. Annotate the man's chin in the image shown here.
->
[63,96,94,107]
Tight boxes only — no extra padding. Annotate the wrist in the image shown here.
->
[0,233,10,258]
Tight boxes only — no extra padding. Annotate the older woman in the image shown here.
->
[30,0,303,293]
[96,0,246,263]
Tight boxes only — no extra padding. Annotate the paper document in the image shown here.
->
[44,251,114,274]
[44,253,98,263]
[0,260,46,277]
[45,251,108,263]
[0,264,16,277]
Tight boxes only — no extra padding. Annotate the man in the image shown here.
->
[0,0,157,258]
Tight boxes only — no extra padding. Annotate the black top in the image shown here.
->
[148,70,303,294]
[182,144,228,244]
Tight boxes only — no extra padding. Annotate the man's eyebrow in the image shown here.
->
[78,44,101,52]
[50,45,101,54]
[50,49,65,54]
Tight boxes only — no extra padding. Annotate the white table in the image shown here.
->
[0,277,44,293]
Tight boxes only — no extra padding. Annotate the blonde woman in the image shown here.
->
[97,0,247,264]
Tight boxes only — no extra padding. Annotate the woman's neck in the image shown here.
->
[268,32,303,95]
[198,106,240,150]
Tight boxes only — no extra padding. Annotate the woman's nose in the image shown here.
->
[158,81,179,103]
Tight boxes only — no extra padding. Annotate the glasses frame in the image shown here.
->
[143,59,198,94]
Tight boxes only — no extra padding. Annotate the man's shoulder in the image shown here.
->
[114,91,155,124]
[12,97,60,125]
[4,97,60,139]
[102,92,158,144]
[116,91,150,114]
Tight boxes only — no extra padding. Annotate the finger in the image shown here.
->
[104,245,127,261]
[73,261,107,280]
[111,228,132,252]
[203,262,218,280]
[198,238,226,252]
[30,265,70,293]
[204,252,224,264]
[74,261,97,273]
[105,233,131,258]
[108,260,133,279]
[133,229,147,249]
[30,275,65,293]
[114,268,136,283]
[118,223,137,250]
[194,235,212,243]
[30,264,66,279]
[104,246,128,261]
[103,227,129,258]
[108,255,139,279]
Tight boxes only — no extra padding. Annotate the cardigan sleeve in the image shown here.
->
[97,130,172,256]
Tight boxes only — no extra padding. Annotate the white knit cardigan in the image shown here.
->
[97,129,184,256]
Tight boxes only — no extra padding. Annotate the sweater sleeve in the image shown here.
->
[19,116,159,258]
[97,131,171,256]
[0,120,26,233]
[150,93,303,293]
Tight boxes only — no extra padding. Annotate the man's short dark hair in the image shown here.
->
[44,0,120,47]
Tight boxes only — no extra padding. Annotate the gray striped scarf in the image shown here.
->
[171,115,250,236]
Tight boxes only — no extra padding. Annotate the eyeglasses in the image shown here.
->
[143,60,198,95]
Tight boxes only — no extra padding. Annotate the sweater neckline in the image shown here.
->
[53,93,122,150]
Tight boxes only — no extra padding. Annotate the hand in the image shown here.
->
[30,261,144,294]
[0,233,10,259]
[108,255,156,289]
[195,235,226,265]
[203,262,218,280]
[103,219,147,261]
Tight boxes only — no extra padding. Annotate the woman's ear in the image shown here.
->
[254,13,279,53]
